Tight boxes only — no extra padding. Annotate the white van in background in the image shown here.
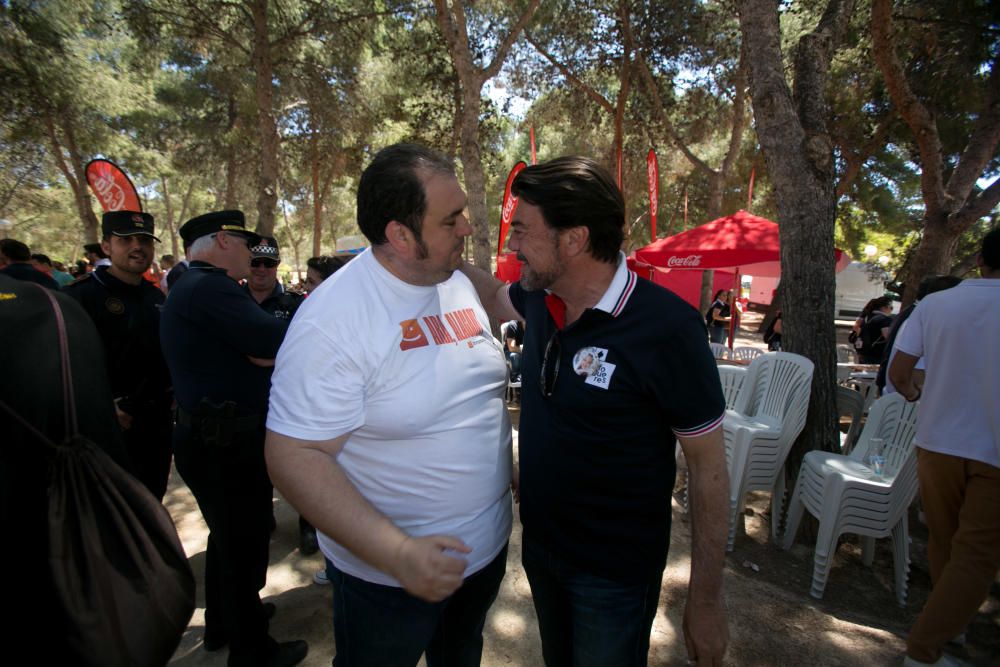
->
[746,262,890,319]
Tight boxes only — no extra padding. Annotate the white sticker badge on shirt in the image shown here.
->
[572,346,615,390]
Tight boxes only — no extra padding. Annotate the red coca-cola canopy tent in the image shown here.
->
[633,209,848,277]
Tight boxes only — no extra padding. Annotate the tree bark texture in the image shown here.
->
[252,0,279,236]
[739,0,856,483]
[871,0,1000,305]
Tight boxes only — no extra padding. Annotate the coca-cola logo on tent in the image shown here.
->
[666,255,702,267]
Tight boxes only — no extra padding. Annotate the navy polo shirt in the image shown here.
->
[160,261,288,414]
[508,256,725,583]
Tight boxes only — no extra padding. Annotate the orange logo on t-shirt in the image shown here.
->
[399,319,430,350]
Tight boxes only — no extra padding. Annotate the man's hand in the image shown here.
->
[391,535,471,602]
[683,596,729,666]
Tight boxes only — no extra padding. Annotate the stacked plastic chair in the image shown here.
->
[709,342,729,359]
[835,385,865,454]
[717,365,747,410]
[730,346,763,362]
[781,392,919,606]
[723,352,814,551]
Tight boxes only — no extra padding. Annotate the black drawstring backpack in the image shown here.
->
[1,284,194,667]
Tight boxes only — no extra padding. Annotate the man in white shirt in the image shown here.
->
[891,227,1000,667]
[265,143,513,667]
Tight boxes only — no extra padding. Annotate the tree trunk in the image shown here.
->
[740,0,852,487]
[161,175,180,257]
[459,84,492,270]
[311,132,322,258]
[224,95,239,209]
[870,0,1000,306]
[251,0,279,235]
[434,0,540,271]
[44,115,99,242]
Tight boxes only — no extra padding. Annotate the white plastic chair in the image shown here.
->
[717,365,747,410]
[835,385,865,454]
[836,344,855,363]
[723,352,814,551]
[781,393,919,606]
[505,360,521,403]
[730,346,763,362]
[709,342,729,360]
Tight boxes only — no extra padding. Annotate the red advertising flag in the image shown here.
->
[646,149,659,241]
[85,159,142,212]
[498,161,527,256]
[530,126,537,165]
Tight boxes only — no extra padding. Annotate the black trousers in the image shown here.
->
[123,404,173,501]
[173,423,273,663]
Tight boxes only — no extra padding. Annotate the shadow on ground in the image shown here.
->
[166,396,999,667]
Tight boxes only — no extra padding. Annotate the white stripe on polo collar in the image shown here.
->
[591,251,636,317]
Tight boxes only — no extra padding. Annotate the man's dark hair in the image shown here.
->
[0,239,31,262]
[916,274,962,300]
[307,255,352,281]
[30,253,52,267]
[981,226,1000,270]
[356,143,455,246]
[511,156,624,263]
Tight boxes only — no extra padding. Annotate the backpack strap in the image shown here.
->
[0,284,78,447]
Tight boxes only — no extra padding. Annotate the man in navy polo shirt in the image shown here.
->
[462,156,730,667]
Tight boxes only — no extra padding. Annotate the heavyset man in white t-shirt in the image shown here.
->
[265,144,513,667]
[891,227,1000,667]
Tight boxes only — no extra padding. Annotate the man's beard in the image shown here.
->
[518,254,560,291]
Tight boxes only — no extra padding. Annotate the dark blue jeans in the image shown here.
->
[522,536,663,667]
[327,543,508,667]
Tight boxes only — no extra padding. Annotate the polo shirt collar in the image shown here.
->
[590,251,636,317]
[544,252,636,329]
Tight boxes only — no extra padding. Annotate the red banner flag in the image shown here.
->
[497,161,527,256]
[530,126,537,165]
[646,149,659,241]
[85,159,142,212]
[747,166,756,211]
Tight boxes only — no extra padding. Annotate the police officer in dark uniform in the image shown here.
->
[64,211,174,500]
[243,236,319,553]
[244,235,303,320]
[160,210,308,667]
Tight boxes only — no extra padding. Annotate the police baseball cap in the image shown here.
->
[250,236,281,262]
[102,211,160,241]
[179,210,262,247]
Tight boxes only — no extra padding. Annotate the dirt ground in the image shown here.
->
[166,314,1000,667]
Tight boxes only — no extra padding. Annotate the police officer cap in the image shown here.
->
[102,210,160,241]
[250,235,281,262]
[180,210,262,247]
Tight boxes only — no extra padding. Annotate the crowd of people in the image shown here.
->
[2,141,997,667]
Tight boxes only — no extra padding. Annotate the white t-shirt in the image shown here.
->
[267,249,513,585]
[882,318,924,395]
[894,279,1000,467]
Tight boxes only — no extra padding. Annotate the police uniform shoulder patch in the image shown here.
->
[105,297,125,315]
